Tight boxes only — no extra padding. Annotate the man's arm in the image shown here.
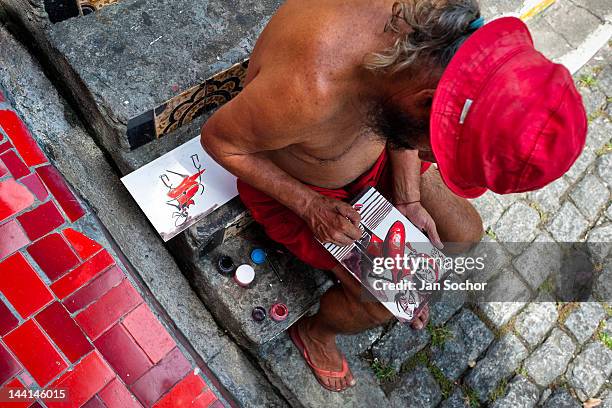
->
[388,149,443,248]
[201,78,361,246]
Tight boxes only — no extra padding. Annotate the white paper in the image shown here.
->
[121,136,238,241]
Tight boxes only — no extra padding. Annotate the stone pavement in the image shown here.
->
[0,95,230,406]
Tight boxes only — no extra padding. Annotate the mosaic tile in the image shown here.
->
[19,173,49,201]
[50,250,114,299]
[0,110,47,167]
[152,373,211,408]
[36,165,85,222]
[27,233,80,281]
[98,378,142,408]
[94,324,152,385]
[48,352,114,408]
[43,0,80,23]
[75,279,142,339]
[0,341,22,385]
[81,396,107,408]
[0,253,53,319]
[0,219,29,260]
[63,265,124,313]
[0,178,34,222]
[0,300,18,335]
[0,141,11,155]
[130,348,191,406]
[122,303,175,364]
[4,320,68,386]
[0,150,30,179]
[126,60,249,150]
[35,302,93,363]
[0,161,7,178]
[62,228,102,260]
[17,201,65,241]
[0,378,29,408]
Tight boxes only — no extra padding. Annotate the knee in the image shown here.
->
[444,207,484,254]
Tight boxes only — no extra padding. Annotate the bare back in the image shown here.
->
[238,0,397,189]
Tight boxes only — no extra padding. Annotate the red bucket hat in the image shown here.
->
[430,17,587,198]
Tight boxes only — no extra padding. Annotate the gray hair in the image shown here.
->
[365,0,481,73]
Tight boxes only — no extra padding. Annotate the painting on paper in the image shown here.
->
[121,136,238,241]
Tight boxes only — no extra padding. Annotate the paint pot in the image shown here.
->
[216,255,235,276]
[269,303,289,322]
[251,306,266,322]
[234,264,255,287]
[250,248,267,265]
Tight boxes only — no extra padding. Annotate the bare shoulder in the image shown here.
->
[202,71,341,153]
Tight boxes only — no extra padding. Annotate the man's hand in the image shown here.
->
[302,194,362,246]
[396,202,444,249]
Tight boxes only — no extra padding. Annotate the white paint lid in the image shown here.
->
[234,264,255,286]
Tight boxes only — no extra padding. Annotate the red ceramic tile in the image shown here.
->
[19,371,35,387]
[99,378,142,408]
[19,173,48,201]
[0,110,47,167]
[47,352,114,408]
[17,201,64,241]
[81,396,106,408]
[3,320,68,386]
[0,178,35,222]
[75,279,142,340]
[0,161,7,178]
[193,390,218,408]
[63,265,124,313]
[35,166,85,222]
[130,348,191,407]
[62,228,102,260]
[27,233,79,281]
[0,150,29,179]
[94,324,152,385]
[50,250,114,299]
[35,302,93,363]
[0,220,29,260]
[0,141,10,154]
[0,341,22,386]
[0,253,53,318]
[0,300,18,336]
[0,378,30,408]
[152,373,209,408]
[122,304,175,364]
[205,400,224,408]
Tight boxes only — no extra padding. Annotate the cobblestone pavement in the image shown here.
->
[0,95,228,406]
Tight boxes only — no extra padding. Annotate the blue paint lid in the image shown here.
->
[250,248,267,264]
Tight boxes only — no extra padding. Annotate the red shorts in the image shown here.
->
[237,150,431,270]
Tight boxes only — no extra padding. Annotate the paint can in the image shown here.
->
[251,306,266,322]
[250,248,267,265]
[216,255,235,276]
[269,303,289,322]
[234,264,255,287]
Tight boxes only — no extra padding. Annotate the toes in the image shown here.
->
[322,376,334,390]
[333,378,342,391]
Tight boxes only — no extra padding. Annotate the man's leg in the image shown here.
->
[298,166,484,391]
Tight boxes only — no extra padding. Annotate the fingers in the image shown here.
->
[425,220,444,249]
[336,202,361,227]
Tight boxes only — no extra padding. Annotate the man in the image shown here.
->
[201,0,586,392]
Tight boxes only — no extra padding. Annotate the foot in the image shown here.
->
[410,304,430,330]
[296,317,356,391]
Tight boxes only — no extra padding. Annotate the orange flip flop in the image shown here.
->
[289,324,351,392]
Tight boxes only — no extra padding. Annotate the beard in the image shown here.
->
[366,100,429,150]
